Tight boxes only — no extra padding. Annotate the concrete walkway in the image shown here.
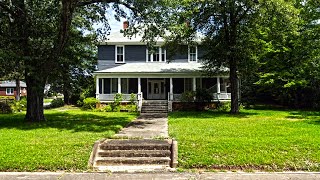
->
[114,113,168,139]
[1,172,320,180]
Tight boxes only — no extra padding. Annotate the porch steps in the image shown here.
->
[90,139,177,172]
[141,100,168,114]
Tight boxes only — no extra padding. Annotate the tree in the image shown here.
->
[150,0,260,114]
[253,0,319,108]
[0,0,152,122]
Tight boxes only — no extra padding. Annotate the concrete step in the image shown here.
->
[95,157,171,166]
[98,150,171,157]
[99,139,171,151]
[141,111,168,114]
[142,105,168,108]
[139,113,168,118]
[141,109,168,112]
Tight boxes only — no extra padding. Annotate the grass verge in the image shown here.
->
[0,107,137,171]
[169,108,320,171]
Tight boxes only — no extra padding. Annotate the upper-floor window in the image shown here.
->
[188,46,197,62]
[115,45,125,63]
[6,88,14,95]
[146,47,166,62]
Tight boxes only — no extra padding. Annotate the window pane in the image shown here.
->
[121,78,128,94]
[117,55,123,62]
[161,48,166,61]
[184,78,192,91]
[111,78,118,93]
[99,79,102,94]
[117,46,123,54]
[117,46,124,62]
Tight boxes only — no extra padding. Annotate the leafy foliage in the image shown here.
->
[0,102,12,114]
[50,98,65,108]
[82,97,99,110]
[110,93,123,112]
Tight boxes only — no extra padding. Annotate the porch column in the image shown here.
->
[96,76,99,99]
[118,77,121,93]
[170,78,173,100]
[217,77,220,93]
[193,77,196,91]
[138,78,141,94]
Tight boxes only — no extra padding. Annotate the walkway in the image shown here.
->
[1,172,320,180]
[114,113,169,139]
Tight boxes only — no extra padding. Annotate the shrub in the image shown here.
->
[10,98,27,112]
[82,97,99,110]
[50,98,64,108]
[110,93,123,112]
[0,102,12,114]
[181,91,196,102]
[195,89,213,102]
[216,102,231,112]
[120,104,137,112]
[129,93,136,105]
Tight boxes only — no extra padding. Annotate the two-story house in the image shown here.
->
[94,22,231,110]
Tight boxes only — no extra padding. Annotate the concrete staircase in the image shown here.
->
[141,100,168,114]
[89,139,178,172]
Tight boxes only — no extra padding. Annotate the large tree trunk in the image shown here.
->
[15,79,20,101]
[63,87,70,104]
[25,74,46,122]
[230,60,239,114]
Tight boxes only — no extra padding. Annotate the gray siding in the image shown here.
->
[98,45,115,60]
[125,45,146,62]
[198,45,205,59]
[97,44,205,70]
[171,45,188,62]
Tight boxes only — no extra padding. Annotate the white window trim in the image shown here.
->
[115,45,125,63]
[188,45,198,62]
[6,88,14,95]
[146,47,166,62]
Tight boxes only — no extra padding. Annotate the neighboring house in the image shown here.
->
[0,81,27,97]
[94,22,231,110]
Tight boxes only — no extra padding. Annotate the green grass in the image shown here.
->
[0,106,137,171]
[169,108,320,171]
[43,99,53,103]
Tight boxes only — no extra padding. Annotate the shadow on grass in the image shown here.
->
[169,110,258,119]
[0,111,136,133]
[286,111,320,125]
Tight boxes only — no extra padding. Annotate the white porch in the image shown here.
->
[95,77,231,102]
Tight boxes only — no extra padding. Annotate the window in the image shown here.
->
[146,47,166,62]
[6,88,14,95]
[184,78,193,91]
[115,45,125,63]
[111,78,118,93]
[188,46,197,62]
[121,78,129,94]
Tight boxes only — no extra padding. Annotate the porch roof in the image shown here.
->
[94,62,203,74]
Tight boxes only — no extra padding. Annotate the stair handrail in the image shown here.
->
[137,92,143,112]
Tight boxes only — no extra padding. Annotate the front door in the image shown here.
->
[148,80,165,99]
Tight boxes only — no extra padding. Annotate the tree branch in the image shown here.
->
[0,2,16,16]
[76,0,138,14]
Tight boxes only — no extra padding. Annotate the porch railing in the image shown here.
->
[169,93,231,101]
[98,94,137,101]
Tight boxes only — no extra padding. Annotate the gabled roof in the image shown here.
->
[0,81,27,88]
[95,62,202,74]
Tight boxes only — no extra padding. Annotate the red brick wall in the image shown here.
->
[0,87,27,97]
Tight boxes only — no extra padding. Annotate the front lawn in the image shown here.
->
[169,108,320,171]
[0,107,137,171]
